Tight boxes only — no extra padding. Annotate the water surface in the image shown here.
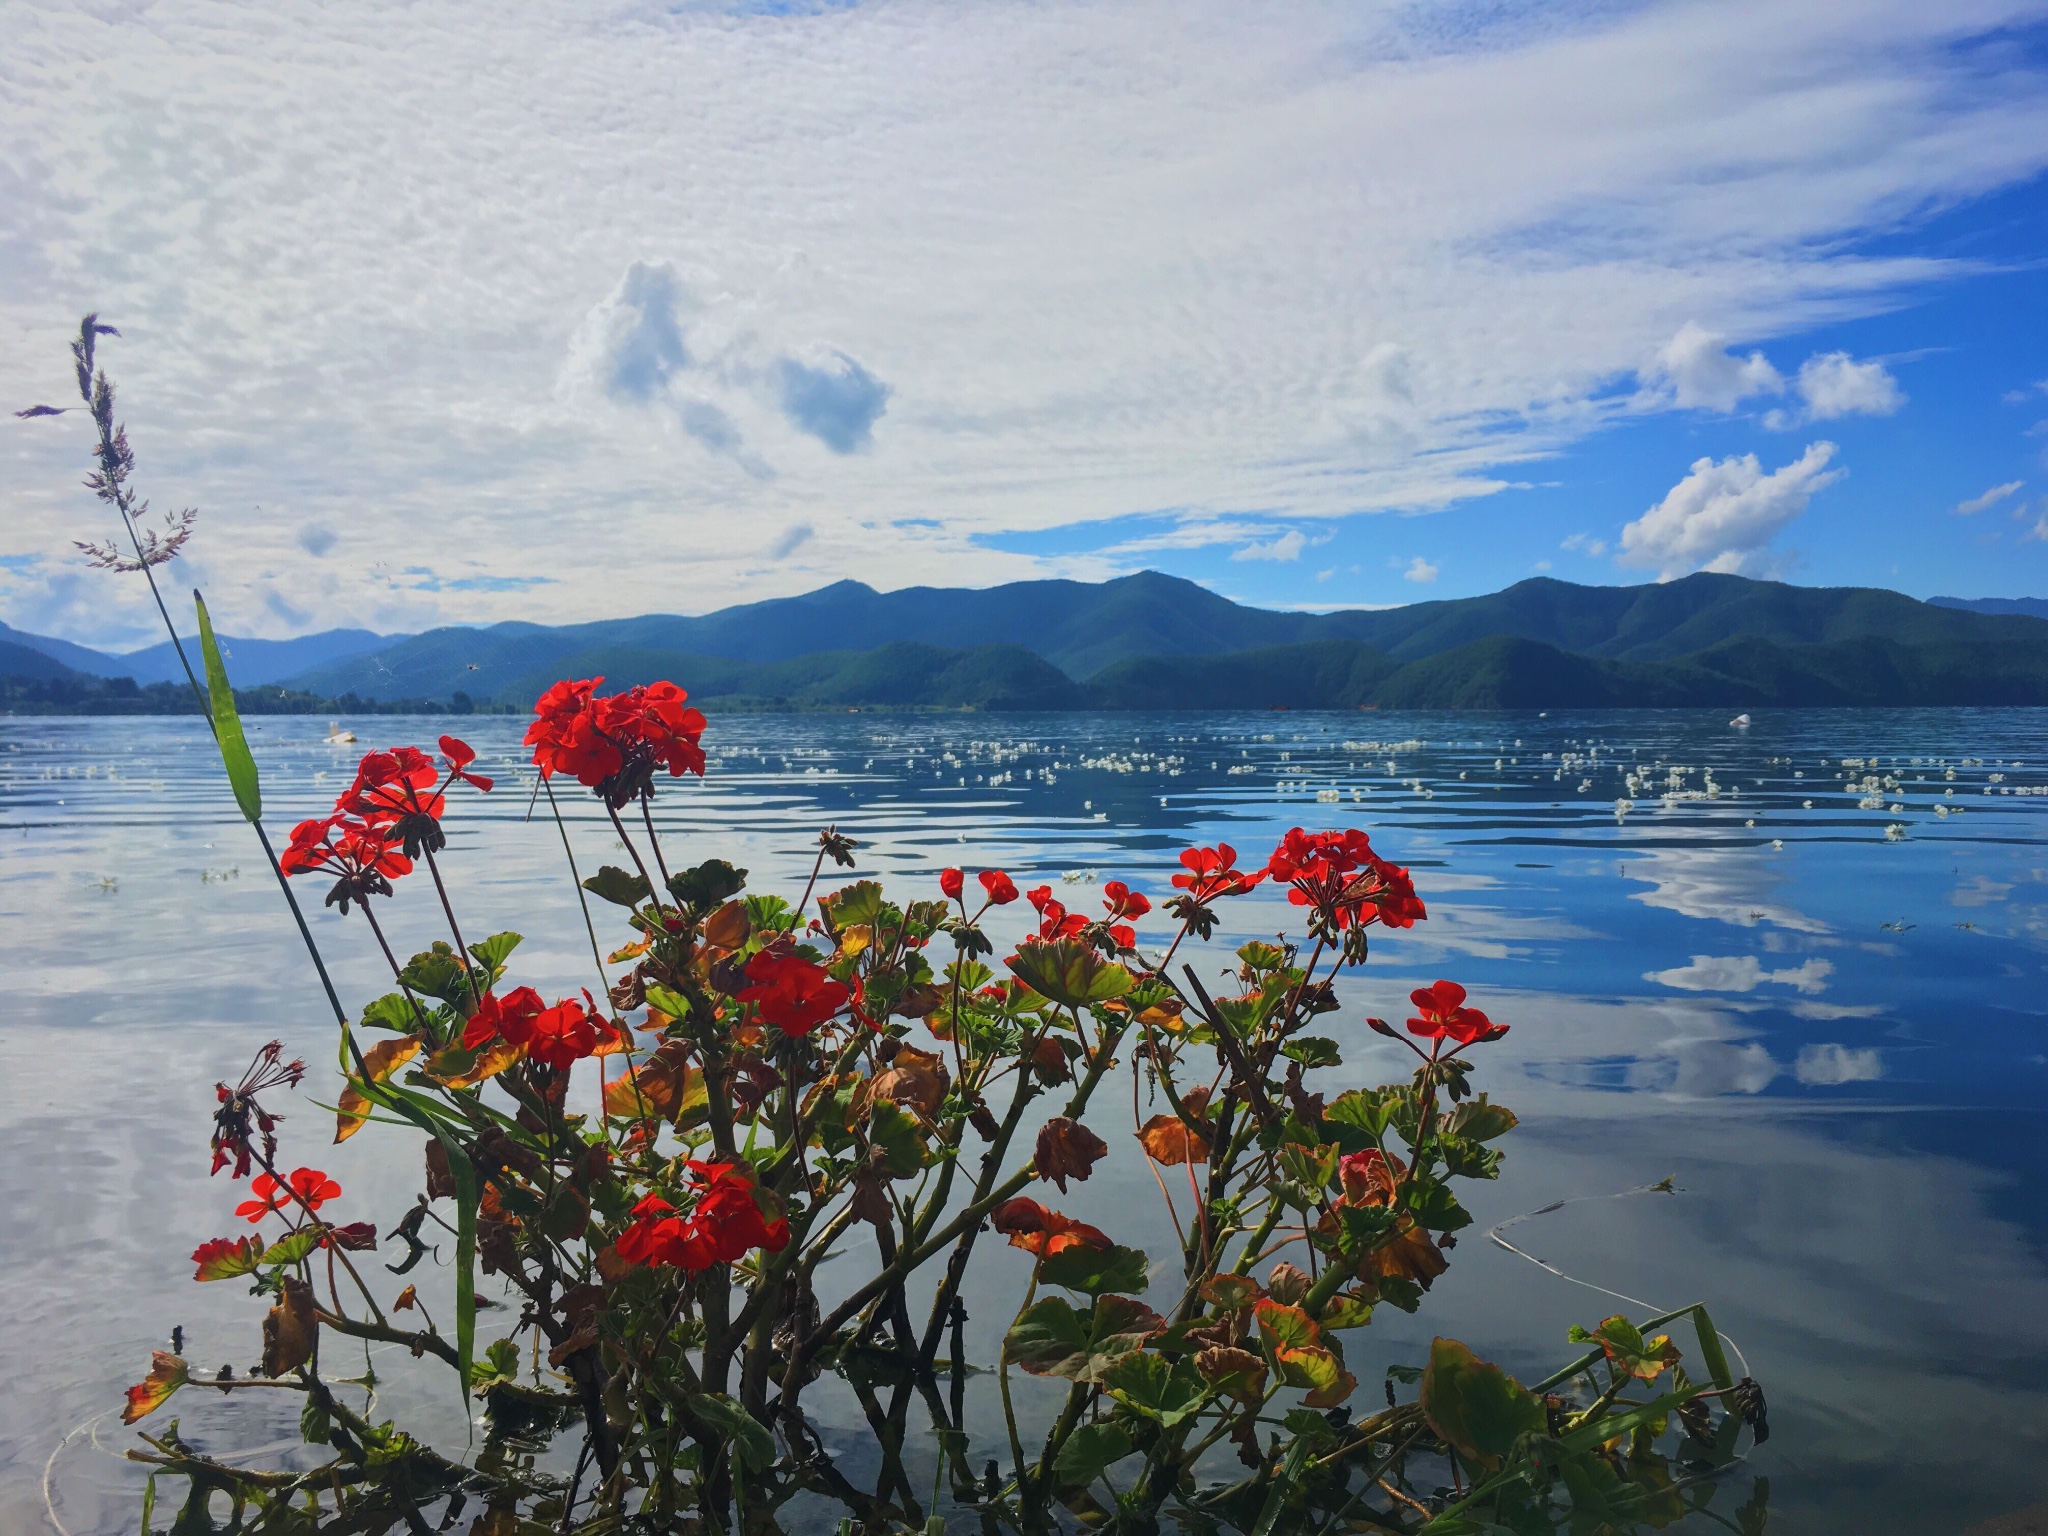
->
[5,708,2047,1534]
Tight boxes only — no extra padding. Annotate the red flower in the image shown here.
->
[525,994,600,1070]
[525,676,707,809]
[461,986,547,1050]
[1266,827,1426,933]
[439,735,494,793]
[1405,980,1504,1047]
[235,1167,341,1223]
[939,867,965,901]
[1025,885,1088,940]
[614,1165,789,1271]
[1102,881,1150,921]
[736,951,851,1038]
[1171,843,1265,901]
[978,869,1020,906]
[279,813,413,912]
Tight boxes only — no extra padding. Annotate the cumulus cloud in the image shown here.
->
[1618,442,1842,579]
[1794,1043,1885,1085]
[1794,351,1904,420]
[1232,529,1308,562]
[1955,480,2023,516]
[1646,954,1835,994]
[5,0,2048,639]
[1650,322,1784,411]
[1403,557,1439,584]
[1561,532,1607,556]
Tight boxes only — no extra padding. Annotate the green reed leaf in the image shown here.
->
[193,591,260,823]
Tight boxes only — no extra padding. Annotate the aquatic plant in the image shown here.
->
[27,319,1768,1534]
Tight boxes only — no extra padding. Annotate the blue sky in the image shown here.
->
[4,0,2048,647]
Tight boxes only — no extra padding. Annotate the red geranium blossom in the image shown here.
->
[1406,980,1505,1048]
[438,735,494,793]
[338,747,445,846]
[525,676,708,809]
[1171,843,1265,902]
[1265,827,1426,933]
[978,869,1020,906]
[1025,886,1088,940]
[525,994,601,1069]
[460,986,547,1050]
[236,1167,341,1223]
[279,813,413,913]
[938,867,965,901]
[736,951,852,1037]
[614,1162,790,1271]
[1102,880,1150,948]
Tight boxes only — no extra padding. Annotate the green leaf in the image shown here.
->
[667,859,747,913]
[258,1227,327,1268]
[644,982,692,1020]
[867,1100,929,1178]
[1054,1422,1134,1487]
[1443,1094,1517,1143]
[1324,1087,1395,1139]
[1236,941,1289,974]
[1100,1351,1208,1427]
[1406,1180,1473,1234]
[1419,1337,1546,1473]
[1687,1305,1735,1391]
[467,932,522,980]
[469,1337,520,1391]
[1320,1294,1376,1331]
[583,865,651,908]
[820,879,885,932]
[1007,939,1132,1009]
[360,993,417,1033]
[688,1393,775,1474]
[1254,1300,1319,1352]
[300,1397,332,1446]
[191,1234,264,1281]
[1038,1243,1151,1297]
[1004,1295,1164,1381]
[1282,1036,1343,1068]
[1280,1408,1341,1448]
[193,592,260,823]
[398,943,470,1005]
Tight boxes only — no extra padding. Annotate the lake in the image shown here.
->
[5,707,2047,1534]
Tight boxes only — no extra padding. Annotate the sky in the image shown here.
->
[4,0,2048,651]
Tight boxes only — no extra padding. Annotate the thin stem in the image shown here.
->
[542,775,611,997]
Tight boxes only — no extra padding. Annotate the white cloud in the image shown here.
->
[1795,351,1905,419]
[1794,1042,1885,1084]
[1618,442,1842,579]
[1232,529,1309,563]
[1646,955,1835,994]
[1403,556,1439,584]
[1955,480,2024,515]
[5,1,2048,640]
[1561,532,1608,556]
[1532,558,1552,572]
[1649,321,1784,411]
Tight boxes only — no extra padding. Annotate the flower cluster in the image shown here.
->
[737,951,853,1037]
[1266,827,1426,933]
[462,986,617,1070]
[235,1166,342,1223]
[526,677,707,809]
[209,1040,305,1179]
[281,736,491,910]
[615,1161,790,1271]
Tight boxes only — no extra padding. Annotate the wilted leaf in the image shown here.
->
[1320,1292,1376,1331]
[262,1277,317,1377]
[1008,939,1132,1010]
[122,1352,188,1423]
[583,866,651,908]
[1567,1315,1681,1382]
[1195,1346,1267,1399]
[425,1036,525,1090]
[1420,1336,1546,1472]
[1035,1117,1110,1192]
[869,1045,950,1120]
[336,1034,424,1142]
[1136,1113,1208,1167]
[1039,1242,1151,1297]
[1054,1422,1134,1487]
[702,899,751,949]
[1266,1262,1311,1306]
[604,1040,697,1123]
[990,1197,1111,1258]
[1201,1273,1262,1313]
[191,1234,263,1281]
[1254,1299,1319,1353]
[393,1285,419,1311]
[1361,1220,1450,1289]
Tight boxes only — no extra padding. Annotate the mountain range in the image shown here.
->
[6,572,2048,711]
[0,620,400,687]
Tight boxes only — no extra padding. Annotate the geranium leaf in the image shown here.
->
[360,992,417,1033]
[1100,1351,1208,1427]
[191,1235,263,1281]
[467,932,522,979]
[1008,939,1132,1010]
[398,944,470,1005]
[688,1393,775,1474]
[583,865,651,908]
[1419,1336,1546,1473]
[260,1227,328,1267]
[1039,1242,1150,1297]
[122,1352,189,1423]
[1444,1095,1517,1143]
[336,1035,423,1142]
[667,859,747,913]
[193,593,260,823]
[1054,1422,1134,1487]
[1254,1299,1320,1353]
[1003,1297,1091,1377]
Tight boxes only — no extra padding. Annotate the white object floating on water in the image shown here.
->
[1772,838,1784,850]
[1730,714,1751,728]
[326,721,356,744]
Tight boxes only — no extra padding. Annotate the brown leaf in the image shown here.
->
[870,1044,950,1120]
[335,1034,424,1143]
[426,1036,524,1090]
[603,1040,694,1123]
[1266,1261,1311,1306]
[393,1285,419,1312]
[1195,1346,1268,1400]
[990,1197,1112,1257]
[328,1221,378,1252]
[547,1324,600,1368]
[425,1138,457,1202]
[121,1352,188,1424]
[891,983,944,1019]
[1027,1036,1072,1083]
[1362,1219,1450,1290]
[1137,1113,1208,1167]
[262,1276,316,1377]
[703,898,752,949]
[850,1168,894,1228]
[1180,1085,1213,1118]
[1034,1117,1109,1193]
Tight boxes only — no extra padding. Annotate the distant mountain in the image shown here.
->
[283,570,2048,707]
[0,620,404,686]
[0,637,86,684]
[1929,595,2048,621]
